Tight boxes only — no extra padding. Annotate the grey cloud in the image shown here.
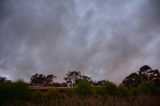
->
[0,0,160,83]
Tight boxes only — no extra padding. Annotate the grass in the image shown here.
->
[3,96,160,106]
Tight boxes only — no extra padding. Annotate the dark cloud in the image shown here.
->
[0,0,160,83]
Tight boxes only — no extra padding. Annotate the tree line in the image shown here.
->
[1,65,160,105]
[29,65,160,88]
[29,71,92,87]
[1,65,160,88]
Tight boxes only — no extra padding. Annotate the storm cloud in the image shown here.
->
[0,0,160,83]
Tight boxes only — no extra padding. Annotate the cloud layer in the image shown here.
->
[0,0,160,83]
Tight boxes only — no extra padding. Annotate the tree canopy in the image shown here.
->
[64,71,92,87]
[122,65,160,88]
[30,73,56,86]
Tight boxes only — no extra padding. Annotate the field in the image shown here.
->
[3,96,160,106]
[1,81,160,106]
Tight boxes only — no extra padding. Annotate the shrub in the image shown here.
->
[75,80,93,96]
[118,86,130,96]
[103,81,120,96]
[136,81,160,95]
[0,80,30,104]
[0,81,12,103]
[11,80,30,100]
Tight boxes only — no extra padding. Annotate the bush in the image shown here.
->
[118,86,130,96]
[136,81,160,95]
[0,81,12,103]
[0,80,30,104]
[75,80,93,96]
[11,80,30,100]
[103,81,120,96]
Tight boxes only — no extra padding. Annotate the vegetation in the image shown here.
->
[0,79,30,104]
[3,96,160,106]
[122,65,160,88]
[75,80,93,96]
[30,74,56,86]
[64,71,81,87]
[0,65,160,106]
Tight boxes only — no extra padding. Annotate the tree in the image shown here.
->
[122,73,141,88]
[0,76,7,82]
[45,74,57,85]
[30,74,57,86]
[148,69,160,86]
[121,65,160,88]
[30,74,46,86]
[75,75,92,86]
[80,75,91,81]
[139,65,152,75]
[94,80,107,86]
[64,71,81,87]
[138,65,152,80]
[138,65,160,83]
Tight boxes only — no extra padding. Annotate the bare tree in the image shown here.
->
[45,74,57,85]
[64,71,81,87]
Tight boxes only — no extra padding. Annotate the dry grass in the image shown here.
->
[3,96,160,106]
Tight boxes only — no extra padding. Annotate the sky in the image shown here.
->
[0,0,160,83]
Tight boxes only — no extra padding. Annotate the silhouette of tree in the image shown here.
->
[75,75,92,85]
[148,69,159,80]
[30,74,57,86]
[45,74,57,85]
[122,65,160,88]
[122,73,141,88]
[138,65,152,80]
[148,69,160,86]
[30,74,46,86]
[64,71,81,87]
[139,65,152,74]
[95,80,107,86]
[0,76,7,82]
[80,75,91,81]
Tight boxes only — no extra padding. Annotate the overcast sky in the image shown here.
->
[0,0,160,83]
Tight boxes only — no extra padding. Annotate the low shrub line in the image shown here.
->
[1,79,160,105]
